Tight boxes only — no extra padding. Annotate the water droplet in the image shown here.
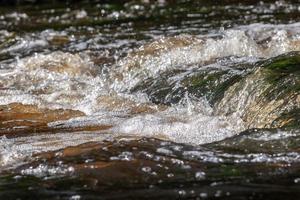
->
[70,195,81,200]
[141,166,151,173]
[195,171,206,180]
[178,190,186,196]
[199,192,208,198]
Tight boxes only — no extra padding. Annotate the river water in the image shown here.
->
[0,1,300,199]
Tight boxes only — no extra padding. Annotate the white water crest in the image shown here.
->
[112,23,300,91]
[1,24,300,111]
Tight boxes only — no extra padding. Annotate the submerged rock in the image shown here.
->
[206,128,300,154]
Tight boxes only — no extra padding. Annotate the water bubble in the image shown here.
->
[70,195,81,200]
[199,193,208,198]
[110,152,134,161]
[141,166,152,173]
[13,175,22,180]
[75,10,87,19]
[85,159,94,163]
[156,148,173,156]
[178,190,186,196]
[68,166,75,172]
[195,171,206,180]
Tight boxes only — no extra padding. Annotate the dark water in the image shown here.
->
[0,0,300,199]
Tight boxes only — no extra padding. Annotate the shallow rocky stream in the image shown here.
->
[0,0,300,199]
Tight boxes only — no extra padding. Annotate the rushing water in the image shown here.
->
[0,0,300,199]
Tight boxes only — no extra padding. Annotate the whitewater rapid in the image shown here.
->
[0,23,300,169]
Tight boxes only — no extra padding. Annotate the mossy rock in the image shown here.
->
[181,68,243,105]
[262,52,300,100]
[271,108,300,129]
[131,64,250,106]
[264,52,300,76]
[216,52,300,129]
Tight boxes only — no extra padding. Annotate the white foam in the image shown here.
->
[110,97,245,145]
[113,24,300,91]
[0,51,109,114]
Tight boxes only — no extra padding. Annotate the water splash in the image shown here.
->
[0,24,300,169]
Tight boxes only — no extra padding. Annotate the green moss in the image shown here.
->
[182,70,243,104]
[183,71,225,92]
[263,52,300,82]
[131,65,249,106]
[272,108,300,129]
[257,52,300,101]
[264,52,300,72]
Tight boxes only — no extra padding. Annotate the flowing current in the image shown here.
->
[0,1,300,199]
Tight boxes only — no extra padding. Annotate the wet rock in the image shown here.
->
[0,103,85,136]
[206,128,300,154]
[13,139,205,196]
[216,52,300,129]
[131,61,251,105]
[1,138,300,199]
[48,35,70,46]
[130,50,299,130]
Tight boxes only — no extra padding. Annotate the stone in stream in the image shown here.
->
[206,128,300,154]
[130,47,300,129]
[0,103,111,136]
[216,52,300,129]
[0,103,85,136]
[131,62,251,105]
